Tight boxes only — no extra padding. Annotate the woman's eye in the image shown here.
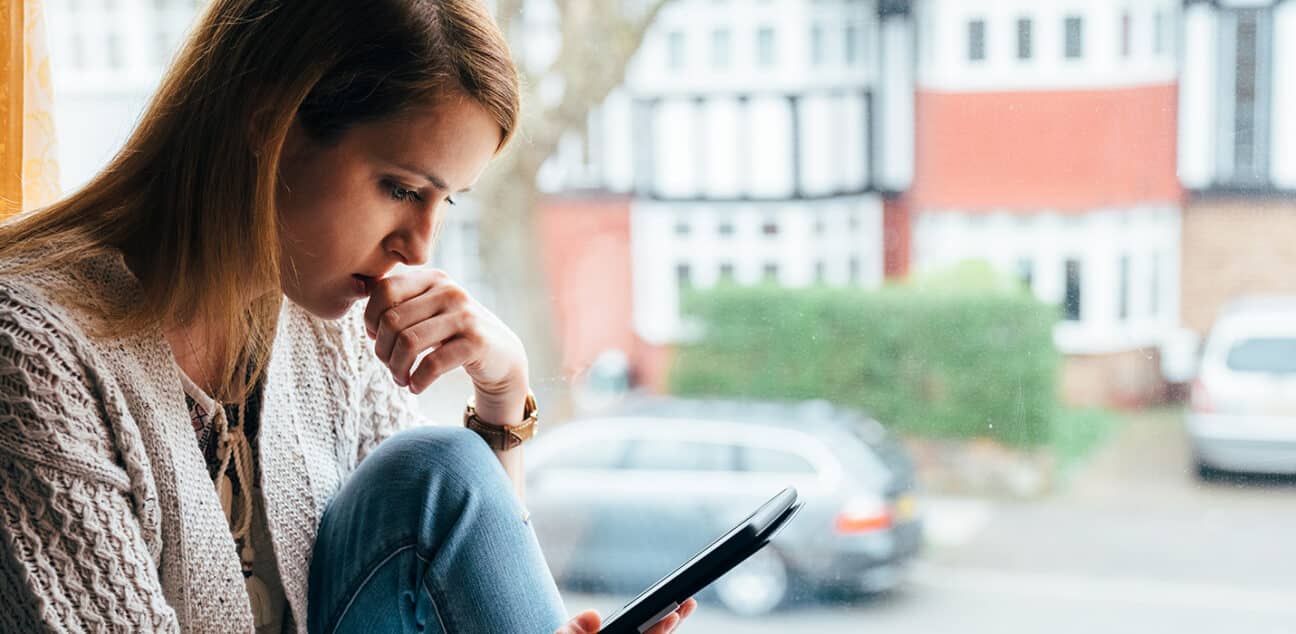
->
[385,181,423,203]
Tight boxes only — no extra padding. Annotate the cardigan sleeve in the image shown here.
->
[0,295,179,633]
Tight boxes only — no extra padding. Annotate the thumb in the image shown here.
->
[555,609,602,634]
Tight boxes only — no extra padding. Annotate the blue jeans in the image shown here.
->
[307,426,569,634]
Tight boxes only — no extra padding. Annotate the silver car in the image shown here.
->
[525,397,922,615]
[1188,296,1296,477]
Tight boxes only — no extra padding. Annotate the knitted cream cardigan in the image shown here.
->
[0,249,426,632]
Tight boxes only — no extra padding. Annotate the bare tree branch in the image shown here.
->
[473,0,675,420]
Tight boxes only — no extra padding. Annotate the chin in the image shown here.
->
[286,287,356,321]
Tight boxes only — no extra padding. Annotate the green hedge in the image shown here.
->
[668,282,1061,447]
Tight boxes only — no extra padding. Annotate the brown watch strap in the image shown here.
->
[464,392,539,451]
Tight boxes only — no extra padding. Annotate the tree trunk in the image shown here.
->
[476,149,576,422]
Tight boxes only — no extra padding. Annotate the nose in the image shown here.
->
[385,205,439,267]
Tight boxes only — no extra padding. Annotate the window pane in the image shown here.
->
[1120,12,1132,59]
[551,439,629,471]
[810,23,825,66]
[757,27,776,67]
[967,19,986,62]
[844,24,859,66]
[1016,17,1033,60]
[1226,338,1296,374]
[1118,254,1131,321]
[624,439,734,471]
[740,446,816,474]
[1065,16,1084,59]
[667,30,686,70]
[711,28,731,69]
[1064,258,1083,321]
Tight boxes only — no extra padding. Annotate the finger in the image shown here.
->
[362,270,446,336]
[383,316,452,386]
[408,335,476,394]
[374,284,469,364]
[644,613,680,634]
[555,610,600,634]
[677,597,697,619]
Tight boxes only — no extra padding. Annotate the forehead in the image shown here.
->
[344,97,503,188]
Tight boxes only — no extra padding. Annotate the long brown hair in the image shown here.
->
[0,0,519,402]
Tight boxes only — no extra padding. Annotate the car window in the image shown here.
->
[1224,337,1296,374]
[738,445,817,474]
[542,436,629,471]
[622,438,735,472]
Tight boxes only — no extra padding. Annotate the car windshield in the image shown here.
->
[1225,337,1296,374]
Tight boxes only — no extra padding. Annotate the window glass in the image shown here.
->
[667,30,686,70]
[756,26,776,67]
[844,24,859,66]
[1016,17,1032,60]
[967,19,986,62]
[33,0,1294,629]
[1064,258,1083,321]
[623,439,735,472]
[809,24,825,66]
[1064,15,1084,59]
[711,28,731,69]
[1120,11,1132,59]
[546,438,629,471]
[1118,254,1131,321]
[1225,338,1296,374]
[740,446,816,474]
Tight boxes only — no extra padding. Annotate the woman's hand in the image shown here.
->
[555,598,698,634]
[362,269,529,411]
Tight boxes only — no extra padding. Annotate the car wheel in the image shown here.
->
[714,547,789,617]
[1194,457,1223,482]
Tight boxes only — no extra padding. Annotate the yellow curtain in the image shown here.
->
[0,0,59,220]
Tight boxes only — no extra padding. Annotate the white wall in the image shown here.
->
[1177,2,1218,190]
[539,0,887,198]
[632,196,885,344]
[627,0,877,96]
[46,0,204,191]
[915,0,1178,92]
[1269,0,1296,188]
[876,13,914,190]
[912,206,1182,354]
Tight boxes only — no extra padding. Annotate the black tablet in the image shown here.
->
[598,487,803,634]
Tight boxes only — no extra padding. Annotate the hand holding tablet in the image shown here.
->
[597,487,804,634]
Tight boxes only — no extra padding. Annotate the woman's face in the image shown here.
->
[276,96,501,319]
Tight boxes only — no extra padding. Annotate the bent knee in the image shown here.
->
[360,425,500,487]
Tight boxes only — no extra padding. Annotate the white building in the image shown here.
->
[907,0,1183,357]
[1179,0,1296,192]
[541,0,915,345]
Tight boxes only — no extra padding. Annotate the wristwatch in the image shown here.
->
[463,391,539,451]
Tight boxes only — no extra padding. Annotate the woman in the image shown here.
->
[0,0,695,632]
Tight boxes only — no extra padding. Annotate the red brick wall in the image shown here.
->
[883,194,911,279]
[1181,198,1296,335]
[537,194,638,380]
[911,85,1181,212]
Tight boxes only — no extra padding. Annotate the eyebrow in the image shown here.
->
[393,161,473,194]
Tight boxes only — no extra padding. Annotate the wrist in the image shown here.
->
[470,391,529,427]
[465,389,539,452]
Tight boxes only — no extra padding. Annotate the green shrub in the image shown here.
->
[669,281,1060,447]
